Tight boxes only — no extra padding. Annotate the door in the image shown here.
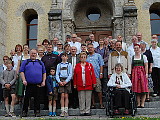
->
[77,31,112,42]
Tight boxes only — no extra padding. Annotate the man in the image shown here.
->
[89,34,99,48]
[68,46,80,108]
[68,34,81,54]
[41,44,60,109]
[65,35,71,43]
[136,32,149,49]
[152,34,160,47]
[86,43,104,109]
[117,35,127,51]
[127,35,139,59]
[52,37,59,51]
[41,44,60,75]
[108,41,131,78]
[20,49,46,117]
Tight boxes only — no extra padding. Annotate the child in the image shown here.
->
[0,60,17,117]
[46,67,58,116]
[56,53,72,117]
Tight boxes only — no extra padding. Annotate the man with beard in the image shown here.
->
[108,41,131,79]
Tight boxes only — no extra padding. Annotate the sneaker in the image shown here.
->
[52,112,56,116]
[60,112,65,117]
[152,94,157,97]
[4,113,10,117]
[48,112,52,116]
[9,112,16,117]
[64,112,69,117]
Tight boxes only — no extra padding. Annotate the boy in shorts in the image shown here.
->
[0,60,17,117]
[56,53,72,117]
[46,67,58,116]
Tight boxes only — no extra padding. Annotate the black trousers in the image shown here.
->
[23,84,41,113]
[152,67,160,94]
[113,89,130,109]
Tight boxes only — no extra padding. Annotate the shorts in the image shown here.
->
[94,78,102,92]
[59,82,72,94]
[48,88,58,101]
[3,88,15,98]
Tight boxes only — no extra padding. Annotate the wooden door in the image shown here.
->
[77,31,112,42]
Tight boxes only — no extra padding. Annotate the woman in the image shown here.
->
[16,44,30,97]
[95,39,105,58]
[140,41,153,102]
[73,52,96,116]
[37,45,45,60]
[150,39,160,96]
[107,63,132,114]
[56,41,64,55]
[12,44,23,70]
[132,44,148,108]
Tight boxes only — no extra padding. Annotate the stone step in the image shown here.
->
[0,108,160,116]
[144,101,160,108]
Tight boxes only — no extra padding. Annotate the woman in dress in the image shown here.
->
[73,52,96,116]
[131,44,148,108]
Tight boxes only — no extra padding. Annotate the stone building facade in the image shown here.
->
[0,0,7,63]
[0,0,159,63]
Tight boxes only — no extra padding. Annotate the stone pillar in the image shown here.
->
[48,9,62,41]
[48,0,63,41]
[113,17,124,39]
[123,2,138,45]
[63,20,75,37]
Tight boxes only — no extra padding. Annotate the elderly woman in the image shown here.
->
[150,39,160,97]
[140,41,153,102]
[37,45,45,60]
[107,63,132,115]
[132,44,148,108]
[73,52,96,116]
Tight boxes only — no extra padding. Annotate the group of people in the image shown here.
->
[0,32,159,117]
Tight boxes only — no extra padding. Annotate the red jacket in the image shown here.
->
[73,62,96,91]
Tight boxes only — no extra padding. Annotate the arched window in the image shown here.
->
[23,9,38,49]
[150,2,160,42]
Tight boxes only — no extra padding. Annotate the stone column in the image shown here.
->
[123,2,138,45]
[48,0,63,41]
[48,9,62,41]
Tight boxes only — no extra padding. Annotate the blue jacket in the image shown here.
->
[46,75,58,94]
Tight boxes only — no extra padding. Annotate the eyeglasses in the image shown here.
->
[3,59,8,60]
[72,37,76,38]
[57,44,63,45]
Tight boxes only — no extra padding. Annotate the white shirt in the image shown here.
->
[71,56,77,69]
[92,41,99,48]
[68,41,81,54]
[122,42,128,51]
[127,44,135,60]
[81,65,85,86]
[133,55,148,63]
[12,54,22,70]
[150,47,160,68]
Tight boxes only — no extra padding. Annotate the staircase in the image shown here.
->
[0,96,159,116]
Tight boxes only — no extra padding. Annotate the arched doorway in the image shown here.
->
[73,0,114,41]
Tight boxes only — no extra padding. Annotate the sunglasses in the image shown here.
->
[57,44,63,45]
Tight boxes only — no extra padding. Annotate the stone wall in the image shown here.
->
[0,0,7,64]
[6,0,52,55]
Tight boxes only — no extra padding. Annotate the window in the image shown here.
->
[24,9,38,49]
[150,3,160,42]
[86,7,101,21]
